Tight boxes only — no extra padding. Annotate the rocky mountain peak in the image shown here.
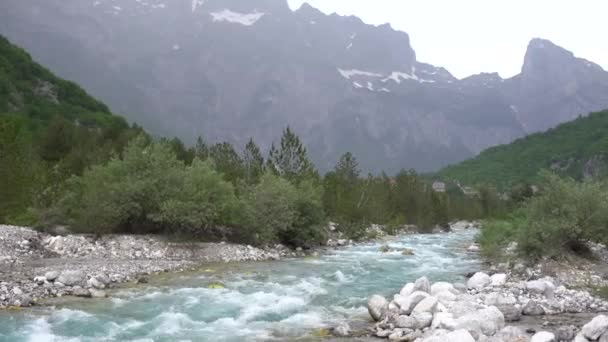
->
[522,38,576,76]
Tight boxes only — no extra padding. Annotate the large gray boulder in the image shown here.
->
[431,312,457,330]
[413,276,431,293]
[530,331,555,342]
[400,283,415,297]
[412,296,439,314]
[522,300,545,316]
[431,282,456,295]
[367,295,388,322]
[490,273,508,287]
[395,291,429,315]
[496,304,522,322]
[582,315,608,340]
[57,270,86,287]
[467,272,491,290]
[456,306,505,337]
[44,271,59,282]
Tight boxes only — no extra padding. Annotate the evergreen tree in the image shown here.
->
[210,142,244,184]
[194,136,209,161]
[267,126,314,183]
[243,138,264,185]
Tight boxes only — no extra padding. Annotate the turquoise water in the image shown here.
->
[0,231,479,341]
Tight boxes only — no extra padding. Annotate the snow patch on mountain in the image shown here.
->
[210,9,265,26]
[191,0,205,13]
[338,69,383,80]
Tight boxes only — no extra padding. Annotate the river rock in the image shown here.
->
[490,273,507,287]
[414,277,431,293]
[432,312,457,330]
[574,334,590,342]
[411,311,433,329]
[33,276,46,285]
[44,271,59,282]
[456,306,505,337]
[488,326,529,342]
[89,289,107,298]
[400,283,415,297]
[435,291,457,303]
[72,287,91,298]
[333,322,351,337]
[423,329,476,342]
[496,305,522,322]
[395,291,429,315]
[431,282,456,296]
[523,300,545,316]
[467,272,491,290]
[368,295,389,321]
[413,296,439,314]
[87,277,105,289]
[582,315,608,340]
[57,270,86,286]
[526,279,555,298]
[555,326,576,341]
[531,331,555,342]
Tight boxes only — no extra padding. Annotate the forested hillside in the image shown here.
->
[0,35,504,247]
[439,110,608,189]
[0,34,142,222]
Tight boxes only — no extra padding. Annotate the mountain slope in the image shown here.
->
[1,0,607,172]
[0,34,138,222]
[438,110,608,189]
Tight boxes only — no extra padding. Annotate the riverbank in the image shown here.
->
[0,225,294,309]
[356,233,608,342]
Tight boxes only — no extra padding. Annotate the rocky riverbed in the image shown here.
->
[0,225,293,309]
[361,271,608,341]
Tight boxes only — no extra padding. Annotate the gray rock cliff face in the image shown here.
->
[1,0,607,171]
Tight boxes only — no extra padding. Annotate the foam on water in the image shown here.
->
[2,230,480,341]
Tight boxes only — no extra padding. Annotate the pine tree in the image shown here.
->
[243,138,264,185]
[267,126,314,183]
[209,142,244,184]
[194,136,209,161]
[335,152,360,188]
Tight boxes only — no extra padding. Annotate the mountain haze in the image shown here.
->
[1,0,608,172]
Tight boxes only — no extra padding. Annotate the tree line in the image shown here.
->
[3,113,509,248]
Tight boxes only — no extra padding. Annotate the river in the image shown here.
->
[0,230,480,341]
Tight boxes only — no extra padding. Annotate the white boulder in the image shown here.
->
[395,291,429,315]
[414,276,431,293]
[400,283,415,297]
[531,331,555,342]
[467,272,491,290]
[413,296,439,314]
[582,315,608,340]
[490,273,507,287]
[367,295,389,322]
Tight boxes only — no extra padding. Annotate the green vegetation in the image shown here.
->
[0,35,141,224]
[439,110,608,189]
[478,171,608,259]
[1,34,505,248]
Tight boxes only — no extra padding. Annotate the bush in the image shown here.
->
[237,174,326,248]
[54,136,183,234]
[476,218,521,258]
[477,171,608,259]
[149,159,237,237]
[516,172,608,258]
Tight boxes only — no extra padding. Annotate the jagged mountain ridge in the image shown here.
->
[1,0,607,172]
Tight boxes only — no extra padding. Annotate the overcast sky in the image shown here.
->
[287,0,608,79]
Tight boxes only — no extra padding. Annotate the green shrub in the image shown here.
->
[476,217,521,258]
[516,172,608,258]
[149,159,237,237]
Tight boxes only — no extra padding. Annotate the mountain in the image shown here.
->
[1,0,607,172]
[438,110,608,189]
[0,34,124,129]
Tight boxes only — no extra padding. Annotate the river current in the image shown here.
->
[0,230,480,341]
